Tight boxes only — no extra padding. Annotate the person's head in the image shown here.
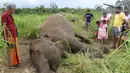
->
[115,6,122,14]
[87,9,90,13]
[125,10,129,16]
[103,12,107,17]
[96,21,100,25]
[102,20,106,24]
[6,3,16,14]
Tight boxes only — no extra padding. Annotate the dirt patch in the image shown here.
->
[0,39,65,73]
[0,40,112,73]
[0,43,37,73]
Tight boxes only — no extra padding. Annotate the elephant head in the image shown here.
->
[30,38,62,73]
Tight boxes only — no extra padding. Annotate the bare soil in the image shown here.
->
[0,39,112,73]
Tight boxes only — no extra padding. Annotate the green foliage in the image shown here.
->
[0,23,7,57]
[14,14,50,39]
[13,9,101,39]
[0,7,93,15]
[60,47,130,73]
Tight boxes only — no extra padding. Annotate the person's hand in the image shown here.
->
[7,42,16,49]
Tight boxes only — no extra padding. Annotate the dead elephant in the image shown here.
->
[29,14,103,73]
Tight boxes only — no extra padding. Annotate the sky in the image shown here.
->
[0,0,117,8]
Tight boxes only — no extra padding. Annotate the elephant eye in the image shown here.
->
[45,34,49,38]
[51,39,56,42]
[33,50,40,55]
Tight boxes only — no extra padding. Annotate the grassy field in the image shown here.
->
[0,11,130,73]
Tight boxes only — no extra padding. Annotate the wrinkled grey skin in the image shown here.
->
[39,14,87,53]
[30,14,103,73]
[30,38,63,73]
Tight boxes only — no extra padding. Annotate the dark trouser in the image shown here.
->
[85,22,91,31]
[112,27,121,48]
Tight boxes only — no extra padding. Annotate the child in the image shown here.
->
[98,20,108,43]
[93,21,100,41]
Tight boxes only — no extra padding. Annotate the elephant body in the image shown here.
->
[39,14,75,37]
[39,14,87,53]
[30,14,103,73]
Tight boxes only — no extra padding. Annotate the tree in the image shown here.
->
[106,7,114,13]
[95,4,103,11]
[60,7,70,13]
[115,0,130,12]
[3,2,9,8]
[115,0,122,7]
[122,0,130,11]
[50,2,58,13]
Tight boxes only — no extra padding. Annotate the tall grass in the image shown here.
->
[0,21,7,57]
[14,10,103,39]
[14,14,50,39]
[60,48,130,73]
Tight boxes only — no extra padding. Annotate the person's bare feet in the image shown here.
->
[8,63,25,68]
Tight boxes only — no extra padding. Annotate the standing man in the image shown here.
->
[84,9,94,31]
[125,10,130,22]
[1,3,20,66]
[112,7,126,48]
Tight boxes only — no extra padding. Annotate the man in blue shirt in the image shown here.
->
[85,10,94,31]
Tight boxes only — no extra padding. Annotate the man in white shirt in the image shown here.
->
[125,11,130,22]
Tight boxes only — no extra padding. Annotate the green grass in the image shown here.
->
[0,11,130,73]
[0,24,7,57]
[60,48,130,73]
[14,14,50,39]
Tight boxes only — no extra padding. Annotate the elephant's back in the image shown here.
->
[40,14,75,36]
[30,38,61,60]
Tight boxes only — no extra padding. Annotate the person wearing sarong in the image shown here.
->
[1,3,20,66]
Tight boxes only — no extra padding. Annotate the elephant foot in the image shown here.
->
[88,47,104,59]
[100,47,110,54]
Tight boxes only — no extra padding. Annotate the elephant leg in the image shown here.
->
[49,59,60,73]
[47,34,87,53]
[36,58,50,73]
[30,52,51,73]
[66,36,87,53]
[39,61,50,73]
[44,34,87,53]
[49,70,55,73]
[75,32,92,44]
